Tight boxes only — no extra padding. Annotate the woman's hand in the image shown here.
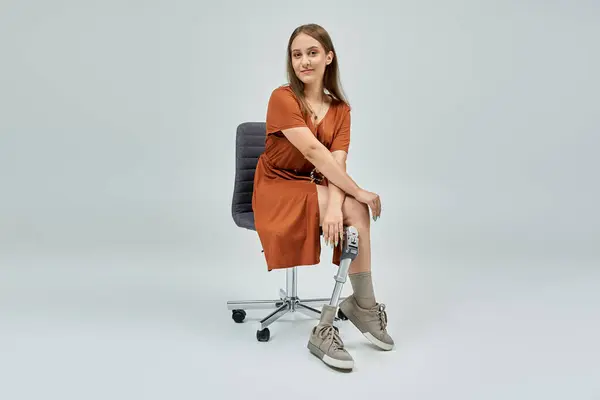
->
[355,189,382,221]
[322,205,344,248]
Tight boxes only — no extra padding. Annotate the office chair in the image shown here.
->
[227,122,359,342]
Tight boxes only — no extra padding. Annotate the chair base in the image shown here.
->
[227,267,347,341]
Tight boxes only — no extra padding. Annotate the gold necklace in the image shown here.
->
[310,95,324,123]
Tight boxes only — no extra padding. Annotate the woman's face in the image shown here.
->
[290,33,333,85]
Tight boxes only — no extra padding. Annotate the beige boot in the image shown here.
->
[307,305,354,370]
[339,295,394,351]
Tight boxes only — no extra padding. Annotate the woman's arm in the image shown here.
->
[326,151,348,209]
[281,126,361,197]
[306,146,360,198]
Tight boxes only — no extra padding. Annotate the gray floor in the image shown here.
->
[1,247,597,400]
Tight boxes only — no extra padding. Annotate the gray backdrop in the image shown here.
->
[1,0,598,399]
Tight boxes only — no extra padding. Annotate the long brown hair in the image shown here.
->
[285,24,350,118]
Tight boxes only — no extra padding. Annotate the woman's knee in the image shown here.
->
[343,196,370,228]
[317,187,370,229]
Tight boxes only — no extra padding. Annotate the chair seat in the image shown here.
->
[233,211,256,231]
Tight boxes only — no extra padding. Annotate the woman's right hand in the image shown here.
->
[355,189,382,221]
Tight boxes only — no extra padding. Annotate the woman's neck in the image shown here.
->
[303,82,324,102]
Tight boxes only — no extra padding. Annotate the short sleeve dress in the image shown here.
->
[251,85,351,271]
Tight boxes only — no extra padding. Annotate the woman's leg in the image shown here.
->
[313,185,393,355]
[339,197,394,350]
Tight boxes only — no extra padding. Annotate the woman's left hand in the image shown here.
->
[322,206,344,248]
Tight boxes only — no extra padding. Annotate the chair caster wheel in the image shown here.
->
[256,328,270,342]
[337,309,348,321]
[232,309,246,323]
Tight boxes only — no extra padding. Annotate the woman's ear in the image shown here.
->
[326,51,334,65]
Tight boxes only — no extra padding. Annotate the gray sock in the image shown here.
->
[349,271,377,308]
[319,304,337,326]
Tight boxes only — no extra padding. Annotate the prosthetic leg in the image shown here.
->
[329,226,359,309]
[306,226,359,370]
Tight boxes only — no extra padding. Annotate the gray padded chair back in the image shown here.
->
[231,122,266,231]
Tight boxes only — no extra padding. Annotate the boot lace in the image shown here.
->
[318,325,344,350]
[376,304,388,330]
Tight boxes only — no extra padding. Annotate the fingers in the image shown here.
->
[370,196,382,220]
[332,222,341,247]
[324,221,344,248]
[330,222,340,248]
[324,223,335,248]
[323,224,330,246]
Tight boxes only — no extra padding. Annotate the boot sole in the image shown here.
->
[307,342,354,370]
[363,332,394,351]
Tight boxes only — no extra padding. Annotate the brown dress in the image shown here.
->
[252,85,351,271]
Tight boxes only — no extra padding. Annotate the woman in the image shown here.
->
[252,23,394,370]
